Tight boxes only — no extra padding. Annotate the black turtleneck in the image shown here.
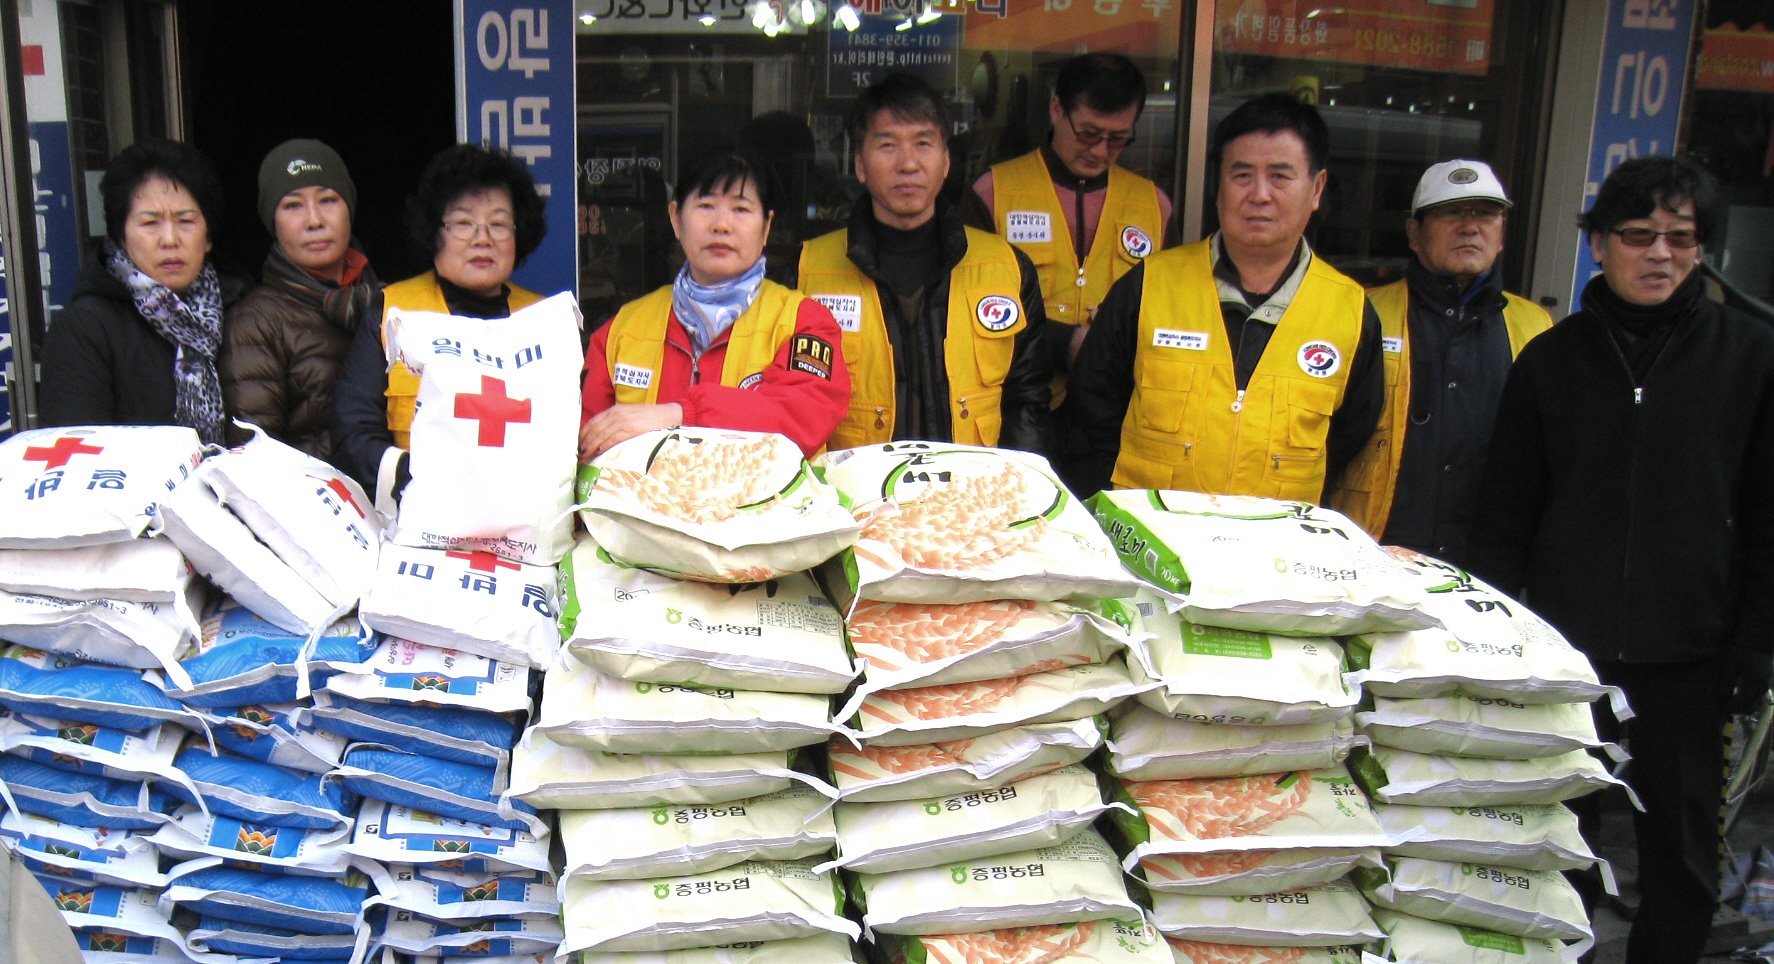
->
[437,276,515,320]
[1585,268,1705,383]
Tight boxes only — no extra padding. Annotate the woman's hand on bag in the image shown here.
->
[579,402,685,461]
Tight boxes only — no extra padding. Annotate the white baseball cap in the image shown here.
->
[1411,159,1511,215]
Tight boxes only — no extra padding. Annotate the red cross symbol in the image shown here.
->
[446,550,523,573]
[22,436,105,471]
[453,375,531,447]
[323,477,366,518]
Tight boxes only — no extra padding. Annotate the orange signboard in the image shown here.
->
[1696,24,1774,92]
[1215,0,1495,76]
[958,0,1182,58]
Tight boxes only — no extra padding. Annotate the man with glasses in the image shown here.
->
[969,54,1171,375]
[1325,160,1550,561]
[1470,155,1774,964]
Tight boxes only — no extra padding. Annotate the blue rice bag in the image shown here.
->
[185,914,363,960]
[334,746,538,833]
[0,756,169,829]
[199,702,348,773]
[164,864,369,934]
[306,690,516,766]
[166,747,355,831]
[167,604,374,708]
[0,646,197,730]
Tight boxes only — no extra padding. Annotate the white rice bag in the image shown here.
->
[574,934,859,964]
[559,534,855,693]
[881,919,1173,964]
[359,542,560,667]
[1147,879,1383,946]
[1166,940,1364,963]
[815,442,1140,605]
[559,858,859,955]
[346,798,552,875]
[536,657,837,754]
[388,292,583,566]
[1370,907,1568,964]
[850,829,1140,937]
[1087,490,1434,636]
[0,425,202,548]
[578,428,861,582]
[0,579,200,688]
[322,635,533,714]
[828,718,1103,803]
[506,729,834,811]
[1355,857,1590,940]
[146,806,354,875]
[1356,696,1612,760]
[379,912,563,955]
[821,764,1119,874]
[1139,846,1381,897]
[0,536,188,602]
[366,863,558,920]
[1107,704,1362,781]
[1373,802,1600,873]
[0,811,168,888]
[561,785,837,881]
[1351,746,1629,807]
[848,660,1150,746]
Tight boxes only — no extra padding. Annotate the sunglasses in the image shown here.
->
[1065,113,1136,150]
[1610,227,1699,249]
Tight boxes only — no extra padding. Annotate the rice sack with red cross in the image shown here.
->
[386,291,582,566]
[0,425,202,548]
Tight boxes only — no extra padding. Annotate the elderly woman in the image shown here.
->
[579,149,849,459]
[41,138,248,440]
[331,144,547,496]
[220,139,377,457]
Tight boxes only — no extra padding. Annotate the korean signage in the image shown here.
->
[828,5,964,97]
[1213,0,1494,77]
[1696,23,1774,92]
[577,0,808,35]
[959,0,1181,60]
[455,0,578,298]
[1569,0,1695,310]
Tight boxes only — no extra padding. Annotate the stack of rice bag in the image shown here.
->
[810,442,1172,964]
[519,428,862,960]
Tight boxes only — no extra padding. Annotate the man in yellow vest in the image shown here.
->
[967,54,1172,371]
[793,73,1053,453]
[1057,94,1383,503]
[1326,159,1551,561]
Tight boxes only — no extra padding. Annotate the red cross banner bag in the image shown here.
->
[385,292,582,566]
[357,542,561,668]
[0,425,203,548]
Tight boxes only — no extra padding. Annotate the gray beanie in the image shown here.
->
[257,138,357,231]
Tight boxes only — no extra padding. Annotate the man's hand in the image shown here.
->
[579,402,684,461]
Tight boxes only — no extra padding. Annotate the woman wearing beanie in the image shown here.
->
[219,138,377,457]
[40,138,249,439]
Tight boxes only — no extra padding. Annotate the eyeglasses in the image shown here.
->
[442,218,516,242]
[1425,205,1505,224]
[1610,226,1699,249]
[1065,113,1136,150]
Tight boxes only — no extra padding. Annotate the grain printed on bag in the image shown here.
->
[848,660,1148,746]
[828,718,1103,803]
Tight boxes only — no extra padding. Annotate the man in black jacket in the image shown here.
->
[791,73,1053,454]
[1469,155,1774,964]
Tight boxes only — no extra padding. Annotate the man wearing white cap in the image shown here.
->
[1326,159,1550,561]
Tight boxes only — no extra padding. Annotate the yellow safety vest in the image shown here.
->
[798,227,1025,450]
[1325,277,1552,537]
[1112,239,1367,500]
[602,280,804,403]
[379,272,543,448]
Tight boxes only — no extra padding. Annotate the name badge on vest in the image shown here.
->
[1153,329,1209,351]
[812,294,862,333]
[1382,336,1403,354]
[1005,211,1052,244]
[613,363,653,389]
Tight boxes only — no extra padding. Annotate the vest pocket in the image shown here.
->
[1133,358,1196,434]
[955,390,1002,447]
[966,288,1025,390]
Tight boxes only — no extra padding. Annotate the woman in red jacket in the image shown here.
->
[579,149,850,458]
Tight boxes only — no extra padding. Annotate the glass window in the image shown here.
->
[1691,0,1774,304]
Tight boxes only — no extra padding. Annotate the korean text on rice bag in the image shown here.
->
[359,543,560,667]
[0,578,200,688]
[322,634,532,714]
[561,785,836,881]
[0,811,168,888]
[388,292,583,566]
[345,798,552,875]
[575,933,859,964]
[0,425,201,548]
[168,604,372,708]
[1147,879,1383,946]
[559,535,855,693]
[0,647,198,731]
[1088,490,1433,636]
[559,858,859,955]
[828,718,1103,803]
[1373,802,1599,873]
[505,729,833,811]
[1356,696,1612,760]
[0,536,188,602]
[1107,704,1362,782]
[1354,857,1590,941]
[848,660,1150,747]
[1369,907,1568,964]
[199,424,382,606]
[579,428,861,583]
[146,806,353,874]
[849,829,1140,937]
[1350,746,1629,807]
[1166,940,1363,963]
[881,918,1173,964]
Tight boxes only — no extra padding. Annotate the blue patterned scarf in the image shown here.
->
[670,256,766,357]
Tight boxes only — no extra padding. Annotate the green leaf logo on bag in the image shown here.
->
[925,802,943,816]
[653,883,671,899]
[652,807,671,825]
[950,866,968,885]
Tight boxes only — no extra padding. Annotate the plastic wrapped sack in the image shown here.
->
[1351,746,1629,807]
[815,442,1139,606]
[305,690,516,767]
[1087,491,1432,636]
[200,424,382,605]
[359,543,559,667]
[1166,941,1363,963]
[0,537,188,602]
[334,746,540,833]
[166,604,372,707]
[1354,857,1590,940]
[1107,704,1362,782]
[881,919,1173,964]
[1373,802,1599,873]
[168,747,356,834]
[0,714,187,785]
[345,798,552,875]
[1356,696,1612,760]
[559,535,855,693]
[0,425,201,548]
[506,730,833,811]
[162,864,368,933]
[1147,880,1382,946]
[848,660,1149,747]
[199,703,347,773]
[561,785,835,881]
[575,934,858,964]
[821,764,1117,874]
[322,635,532,714]
[0,811,167,888]
[1140,846,1380,897]
[1369,907,1566,964]
[365,863,556,921]
[558,858,859,955]
[536,657,837,754]
[183,913,364,960]
[387,291,582,566]
[828,718,1103,803]
[849,829,1139,937]
[379,913,562,956]
[0,580,199,687]
[0,756,168,829]
[578,428,860,582]
[145,806,353,874]
[30,877,190,950]
[0,646,198,730]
